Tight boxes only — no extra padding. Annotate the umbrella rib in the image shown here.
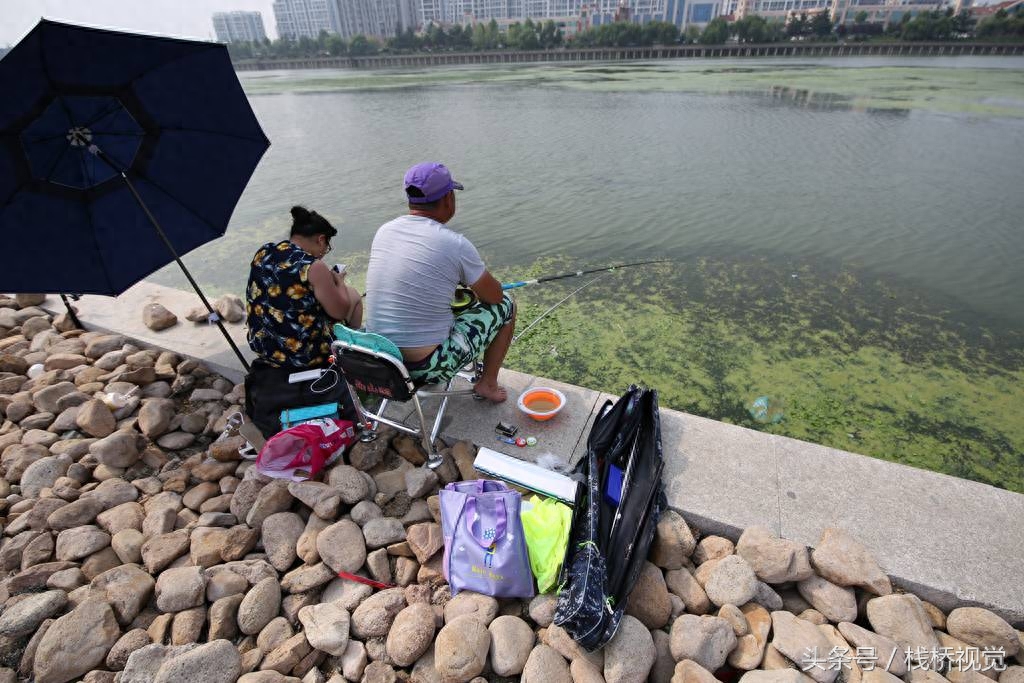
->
[160,127,269,145]
[129,170,227,239]
[126,44,221,91]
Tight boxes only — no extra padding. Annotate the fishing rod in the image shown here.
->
[452,259,670,311]
[502,259,670,291]
[512,273,612,344]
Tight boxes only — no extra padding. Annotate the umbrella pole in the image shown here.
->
[59,294,83,329]
[115,169,252,373]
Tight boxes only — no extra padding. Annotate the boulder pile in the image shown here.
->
[0,298,1021,683]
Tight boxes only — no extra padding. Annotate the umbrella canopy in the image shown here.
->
[0,19,269,296]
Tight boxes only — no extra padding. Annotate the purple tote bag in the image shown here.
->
[440,480,535,598]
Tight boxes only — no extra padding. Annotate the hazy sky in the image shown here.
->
[1,0,279,47]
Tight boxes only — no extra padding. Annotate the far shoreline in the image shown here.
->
[232,40,1024,70]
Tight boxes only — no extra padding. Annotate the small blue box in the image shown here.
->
[605,464,623,506]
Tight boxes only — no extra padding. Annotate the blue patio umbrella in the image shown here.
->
[0,20,270,370]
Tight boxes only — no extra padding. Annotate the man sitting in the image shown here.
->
[365,162,516,402]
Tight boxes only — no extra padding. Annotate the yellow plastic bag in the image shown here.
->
[520,495,573,594]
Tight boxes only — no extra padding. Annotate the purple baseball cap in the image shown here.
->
[404,162,464,204]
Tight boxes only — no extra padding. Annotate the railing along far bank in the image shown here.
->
[232,41,1024,70]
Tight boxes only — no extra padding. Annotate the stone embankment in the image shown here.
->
[0,296,1021,683]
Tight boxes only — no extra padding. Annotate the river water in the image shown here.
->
[153,56,1024,490]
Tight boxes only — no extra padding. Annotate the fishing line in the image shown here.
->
[512,272,612,345]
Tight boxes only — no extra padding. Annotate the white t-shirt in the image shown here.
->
[365,215,487,347]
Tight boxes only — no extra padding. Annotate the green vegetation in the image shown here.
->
[223,4,1020,64]
[498,257,1024,493]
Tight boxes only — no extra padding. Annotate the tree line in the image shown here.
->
[223,4,1021,61]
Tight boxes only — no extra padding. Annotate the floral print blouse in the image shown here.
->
[246,240,331,368]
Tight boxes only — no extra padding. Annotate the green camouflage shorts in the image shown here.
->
[408,294,515,385]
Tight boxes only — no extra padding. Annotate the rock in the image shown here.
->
[21,455,70,498]
[112,529,146,564]
[406,522,444,564]
[153,639,241,683]
[351,587,407,639]
[625,561,673,629]
[34,382,77,414]
[298,602,350,656]
[811,528,891,596]
[170,606,205,645]
[263,512,305,572]
[666,568,712,615]
[246,480,294,528]
[157,431,195,450]
[107,629,152,671]
[85,334,125,359]
[214,295,245,323]
[348,437,388,471]
[321,576,373,611]
[143,304,178,331]
[209,594,244,641]
[865,594,940,654]
[47,495,106,529]
[651,509,698,569]
[239,577,282,635]
[90,430,141,469]
[75,399,117,438]
[55,525,111,561]
[670,614,737,672]
[208,434,244,461]
[327,464,371,503]
[694,536,735,564]
[946,608,1019,657]
[207,569,249,602]
[97,501,145,535]
[719,604,749,636]
[341,640,368,681]
[736,526,813,583]
[258,616,295,653]
[296,514,330,565]
[672,660,719,683]
[288,481,342,520]
[142,529,191,573]
[487,615,534,676]
[261,632,311,674]
[797,575,858,623]
[231,479,265,521]
[238,674,302,683]
[436,615,492,683]
[528,594,558,628]
[521,643,571,683]
[837,621,907,676]
[155,566,206,613]
[405,468,438,499]
[317,519,367,573]
[281,562,335,594]
[704,554,758,608]
[605,614,656,683]
[0,589,67,637]
[220,525,260,562]
[385,603,436,666]
[444,591,499,626]
[729,604,772,670]
[92,563,156,626]
[738,672,808,683]
[770,611,840,683]
[138,398,177,438]
[33,598,120,683]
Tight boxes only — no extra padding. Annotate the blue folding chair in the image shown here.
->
[331,325,478,469]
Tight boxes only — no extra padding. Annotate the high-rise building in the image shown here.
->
[441,0,684,28]
[274,0,335,39]
[212,11,268,43]
[331,0,419,38]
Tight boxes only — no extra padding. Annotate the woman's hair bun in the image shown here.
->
[291,206,311,222]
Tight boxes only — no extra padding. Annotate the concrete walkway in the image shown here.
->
[41,282,1024,626]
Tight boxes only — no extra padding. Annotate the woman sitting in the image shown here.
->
[244,206,362,436]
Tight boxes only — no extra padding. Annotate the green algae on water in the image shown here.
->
[500,256,1024,493]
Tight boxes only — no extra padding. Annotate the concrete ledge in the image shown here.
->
[39,282,1024,626]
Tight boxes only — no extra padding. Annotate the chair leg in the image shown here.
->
[411,395,443,470]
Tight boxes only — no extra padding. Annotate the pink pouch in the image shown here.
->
[255,418,355,481]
